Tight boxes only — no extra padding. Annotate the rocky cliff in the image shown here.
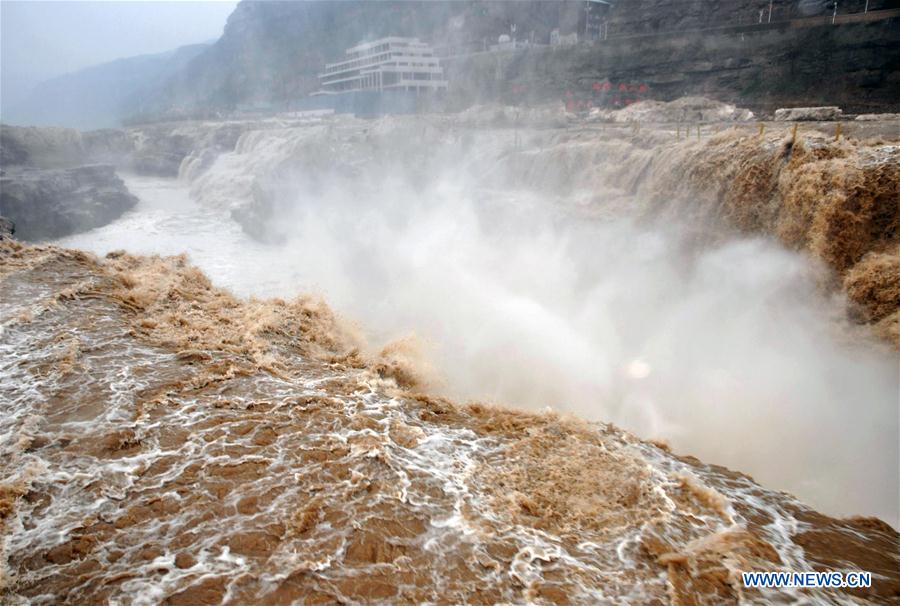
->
[137,0,900,119]
[0,124,141,241]
[0,124,132,169]
[444,17,900,114]
[0,165,138,241]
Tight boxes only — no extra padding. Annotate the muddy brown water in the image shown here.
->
[1,241,898,604]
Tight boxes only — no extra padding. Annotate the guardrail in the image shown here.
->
[598,8,900,43]
[437,9,899,60]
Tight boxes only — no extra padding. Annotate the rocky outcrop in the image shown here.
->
[130,120,277,177]
[0,124,134,169]
[1,121,248,178]
[130,131,196,177]
[1,119,294,186]
[856,112,900,121]
[774,106,843,121]
[230,200,277,243]
[0,125,142,240]
[0,216,14,240]
[0,130,29,165]
[589,97,755,123]
[0,165,138,241]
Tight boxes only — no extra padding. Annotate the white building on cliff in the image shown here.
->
[318,37,447,94]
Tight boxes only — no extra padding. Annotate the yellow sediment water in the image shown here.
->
[1,240,898,603]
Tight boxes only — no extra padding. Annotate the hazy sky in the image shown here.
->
[1,0,238,108]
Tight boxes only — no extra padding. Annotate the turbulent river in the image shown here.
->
[3,118,899,603]
[55,176,302,299]
[53,172,898,526]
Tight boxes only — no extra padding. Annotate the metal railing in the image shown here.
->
[436,8,899,60]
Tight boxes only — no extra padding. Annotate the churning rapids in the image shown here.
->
[1,113,898,604]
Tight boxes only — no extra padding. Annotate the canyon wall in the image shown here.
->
[444,17,900,114]
[123,1,900,122]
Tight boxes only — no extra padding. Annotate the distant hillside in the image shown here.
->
[2,43,208,129]
[133,1,583,119]
[5,0,898,127]
[133,0,900,120]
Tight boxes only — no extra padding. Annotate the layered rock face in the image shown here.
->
[0,121,259,178]
[124,0,899,120]
[0,165,137,241]
[0,125,143,241]
[774,106,844,121]
[0,216,14,239]
[0,124,133,169]
[589,97,755,123]
[444,17,900,114]
[129,120,267,177]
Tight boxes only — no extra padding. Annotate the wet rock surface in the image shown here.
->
[0,165,138,241]
[0,216,14,240]
[856,113,900,121]
[774,106,844,121]
[589,97,755,123]
[0,124,134,169]
[1,241,898,604]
